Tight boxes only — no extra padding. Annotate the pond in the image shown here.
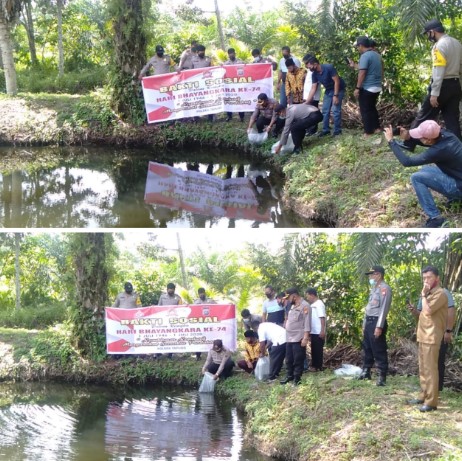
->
[0,145,320,228]
[0,381,272,461]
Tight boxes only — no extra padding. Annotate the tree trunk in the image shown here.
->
[109,0,147,122]
[21,0,38,66]
[0,11,17,94]
[57,0,64,77]
[443,233,462,292]
[214,0,225,50]
[14,233,21,309]
[70,233,115,357]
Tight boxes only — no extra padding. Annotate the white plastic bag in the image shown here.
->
[199,372,216,393]
[271,134,295,154]
[248,129,268,145]
[334,364,362,377]
[254,356,270,381]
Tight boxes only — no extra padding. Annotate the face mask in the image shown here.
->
[265,293,273,299]
[369,279,376,287]
[157,52,164,57]
[427,31,437,43]
[198,53,205,58]
[200,295,206,301]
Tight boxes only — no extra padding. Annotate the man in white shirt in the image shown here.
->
[251,320,287,381]
[305,287,326,371]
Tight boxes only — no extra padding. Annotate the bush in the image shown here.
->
[15,67,107,94]
[0,304,68,329]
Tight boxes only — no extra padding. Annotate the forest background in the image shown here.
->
[1,0,462,124]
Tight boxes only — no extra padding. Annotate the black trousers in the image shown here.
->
[358,89,380,134]
[256,116,285,134]
[438,340,449,391]
[310,334,325,370]
[411,78,462,140]
[206,358,235,378]
[291,111,323,148]
[285,341,306,381]
[269,343,286,379]
[362,318,388,373]
[226,111,245,121]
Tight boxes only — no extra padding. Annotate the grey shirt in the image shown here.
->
[139,54,173,77]
[113,292,141,309]
[364,281,392,329]
[158,293,183,306]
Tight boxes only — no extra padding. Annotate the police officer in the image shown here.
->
[139,45,174,79]
[194,287,217,305]
[178,40,198,70]
[158,282,183,306]
[191,45,213,69]
[223,48,245,122]
[280,287,310,386]
[359,266,392,386]
[113,282,142,309]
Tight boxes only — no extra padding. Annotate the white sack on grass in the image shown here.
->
[333,364,362,377]
[254,356,270,381]
[248,129,268,145]
[199,372,216,393]
[271,133,295,154]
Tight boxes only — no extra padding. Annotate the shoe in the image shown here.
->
[407,399,424,405]
[225,116,232,122]
[293,379,301,386]
[267,376,278,383]
[376,373,386,386]
[316,131,330,137]
[292,147,302,155]
[419,405,437,412]
[358,368,372,380]
[425,216,446,228]
[280,377,294,384]
[332,132,342,137]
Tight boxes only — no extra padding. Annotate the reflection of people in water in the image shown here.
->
[247,173,280,224]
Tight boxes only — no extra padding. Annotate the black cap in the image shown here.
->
[355,36,371,47]
[423,19,444,34]
[365,265,385,276]
[155,45,164,52]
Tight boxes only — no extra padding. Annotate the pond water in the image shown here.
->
[0,382,272,461]
[0,145,319,228]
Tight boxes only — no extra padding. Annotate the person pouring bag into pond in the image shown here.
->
[384,120,462,228]
[358,265,392,386]
[247,93,284,136]
[202,339,235,380]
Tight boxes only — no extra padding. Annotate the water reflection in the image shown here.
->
[0,382,270,461]
[0,146,317,228]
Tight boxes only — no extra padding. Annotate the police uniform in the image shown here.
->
[409,25,462,141]
[194,297,217,304]
[113,292,142,309]
[139,54,174,77]
[191,55,213,69]
[417,284,448,408]
[158,293,183,305]
[285,299,311,383]
[179,49,195,70]
[362,281,392,377]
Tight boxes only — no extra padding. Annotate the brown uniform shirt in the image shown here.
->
[139,54,174,77]
[191,55,213,69]
[113,292,142,309]
[417,285,448,345]
[285,299,311,342]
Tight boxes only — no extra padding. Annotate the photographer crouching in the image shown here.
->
[384,120,462,227]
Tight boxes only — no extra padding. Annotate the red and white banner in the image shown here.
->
[106,304,237,354]
[141,63,273,123]
[144,162,271,221]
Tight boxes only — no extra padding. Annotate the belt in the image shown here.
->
[366,316,378,321]
[443,78,460,81]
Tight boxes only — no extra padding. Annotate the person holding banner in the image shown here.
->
[224,48,246,122]
[139,45,174,79]
[178,40,198,70]
[113,282,142,309]
[191,45,215,122]
[158,282,183,358]
[202,339,235,380]
[194,288,217,361]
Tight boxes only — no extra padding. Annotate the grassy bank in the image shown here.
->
[0,93,460,228]
[1,326,461,460]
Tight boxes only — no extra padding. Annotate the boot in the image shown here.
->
[358,368,371,380]
[376,371,386,386]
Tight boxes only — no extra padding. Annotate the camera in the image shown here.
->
[392,127,401,136]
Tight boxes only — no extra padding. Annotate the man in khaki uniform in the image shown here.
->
[113,282,142,308]
[139,45,174,79]
[191,45,213,69]
[178,41,198,70]
[280,287,310,386]
[409,265,448,412]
